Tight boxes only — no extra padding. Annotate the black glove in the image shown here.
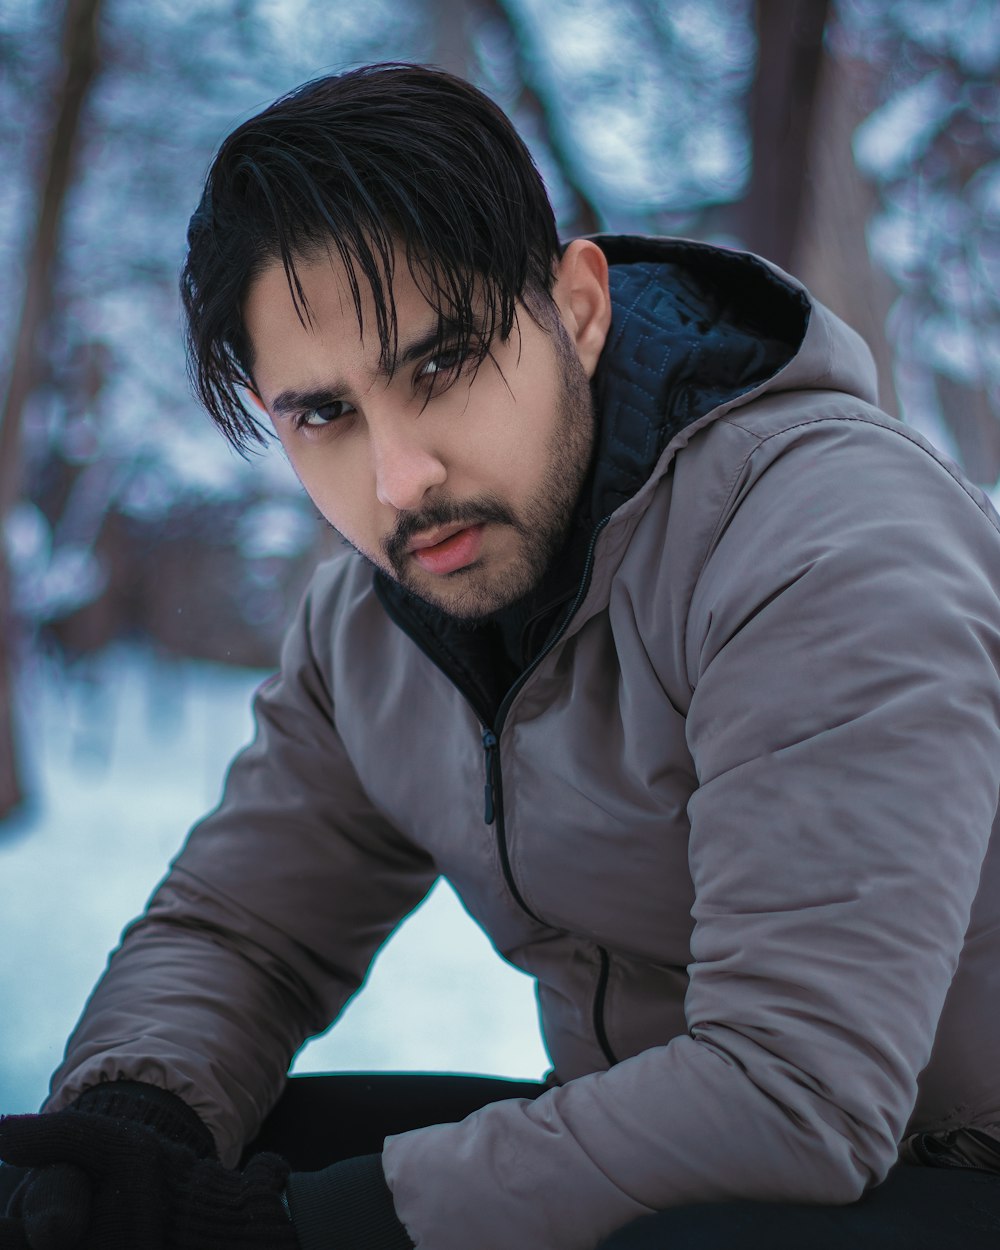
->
[0,1108,298,1250]
[1,1081,218,1246]
[0,1166,28,1217]
[2,1161,90,1250]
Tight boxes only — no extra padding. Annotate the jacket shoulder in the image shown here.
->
[699,391,1000,538]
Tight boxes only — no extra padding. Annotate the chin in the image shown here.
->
[425,571,542,623]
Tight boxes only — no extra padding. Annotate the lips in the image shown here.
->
[407,522,472,553]
[409,523,485,575]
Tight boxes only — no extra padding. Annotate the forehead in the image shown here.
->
[244,250,426,359]
[242,250,450,407]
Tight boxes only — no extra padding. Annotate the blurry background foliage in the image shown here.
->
[0,0,997,819]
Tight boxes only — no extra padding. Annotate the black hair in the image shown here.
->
[180,62,562,450]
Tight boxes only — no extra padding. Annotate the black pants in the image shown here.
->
[7,1075,1000,1247]
[246,1074,1000,1248]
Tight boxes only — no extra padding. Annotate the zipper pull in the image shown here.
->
[482,729,498,825]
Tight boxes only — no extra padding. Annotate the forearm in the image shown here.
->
[46,874,347,1165]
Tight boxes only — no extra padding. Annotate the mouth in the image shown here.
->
[408,523,486,575]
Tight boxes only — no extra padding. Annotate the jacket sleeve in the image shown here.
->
[380,415,1000,1249]
[45,567,438,1166]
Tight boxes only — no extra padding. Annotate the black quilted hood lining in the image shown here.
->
[590,234,810,520]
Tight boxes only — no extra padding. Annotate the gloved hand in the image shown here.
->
[1,1081,218,1246]
[2,1161,90,1249]
[0,1108,298,1250]
[0,1165,28,1216]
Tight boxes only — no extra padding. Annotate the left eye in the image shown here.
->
[299,400,355,427]
[418,351,465,382]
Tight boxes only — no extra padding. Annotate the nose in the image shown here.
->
[369,414,447,513]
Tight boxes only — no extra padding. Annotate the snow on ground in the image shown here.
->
[0,646,549,1114]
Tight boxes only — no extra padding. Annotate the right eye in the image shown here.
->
[297,400,356,428]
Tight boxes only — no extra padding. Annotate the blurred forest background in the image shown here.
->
[0,0,998,822]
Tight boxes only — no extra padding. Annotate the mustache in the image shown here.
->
[382,494,521,569]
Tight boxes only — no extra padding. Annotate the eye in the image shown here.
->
[297,400,355,428]
[416,349,467,387]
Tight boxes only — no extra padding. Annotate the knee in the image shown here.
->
[597,1199,816,1250]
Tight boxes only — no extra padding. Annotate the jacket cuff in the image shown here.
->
[71,1079,217,1159]
[286,1153,414,1250]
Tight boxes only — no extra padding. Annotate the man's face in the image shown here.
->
[244,246,603,620]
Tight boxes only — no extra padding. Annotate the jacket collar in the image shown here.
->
[375,235,810,721]
[588,235,809,521]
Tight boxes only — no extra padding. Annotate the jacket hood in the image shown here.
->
[374,234,883,721]
[590,234,879,521]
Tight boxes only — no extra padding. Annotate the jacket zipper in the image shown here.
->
[485,720,618,1064]
[481,518,619,1063]
[480,519,612,908]
[481,515,612,828]
[378,516,618,1061]
[593,947,617,1065]
[481,726,540,922]
[481,730,497,825]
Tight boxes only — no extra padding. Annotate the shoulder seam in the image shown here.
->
[720,410,995,526]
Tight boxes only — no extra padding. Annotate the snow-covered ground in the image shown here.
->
[0,647,548,1115]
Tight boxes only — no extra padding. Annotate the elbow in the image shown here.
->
[779,1110,900,1207]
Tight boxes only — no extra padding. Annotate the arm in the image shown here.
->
[44,565,437,1166]
[377,416,1000,1249]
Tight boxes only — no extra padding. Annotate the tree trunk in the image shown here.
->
[791,39,899,417]
[458,0,603,236]
[740,0,829,272]
[733,2,898,417]
[428,0,477,80]
[0,0,104,822]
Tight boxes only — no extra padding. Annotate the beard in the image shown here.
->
[372,321,597,621]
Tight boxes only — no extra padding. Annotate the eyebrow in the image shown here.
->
[267,320,476,417]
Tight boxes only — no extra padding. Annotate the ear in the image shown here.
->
[551,239,612,378]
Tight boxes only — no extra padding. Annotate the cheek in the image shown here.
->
[280,440,368,530]
[496,400,555,481]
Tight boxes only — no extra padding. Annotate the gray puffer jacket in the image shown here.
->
[47,238,1000,1250]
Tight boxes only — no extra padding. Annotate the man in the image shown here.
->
[2,61,1000,1250]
